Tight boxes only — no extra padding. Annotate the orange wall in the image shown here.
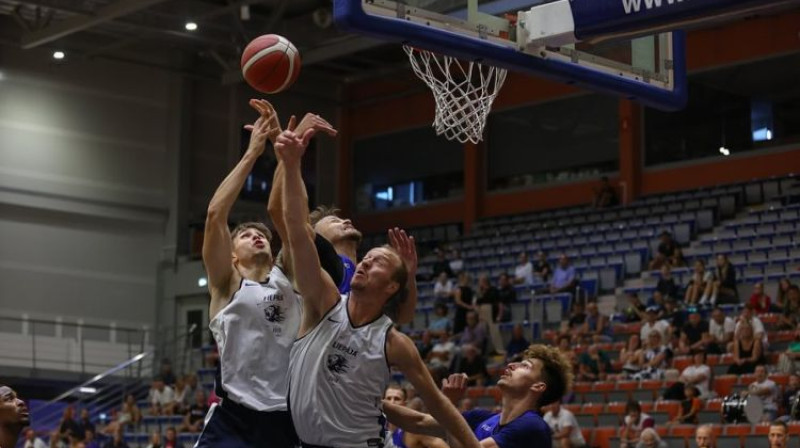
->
[355,200,466,234]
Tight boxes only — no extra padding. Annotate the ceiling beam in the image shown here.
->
[20,0,171,49]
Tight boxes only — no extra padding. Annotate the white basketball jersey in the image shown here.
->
[289,295,394,448]
[209,265,301,412]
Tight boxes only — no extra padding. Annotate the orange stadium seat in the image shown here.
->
[714,375,738,397]
[565,403,582,414]
[673,356,692,371]
[724,424,752,436]
[581,428,594,447]
[739,374,757,385]
[641,379,664,391]
[719,354,734,365]
[706,354,720,366]
[466,387,485,398]
[753,423,770,435]
[485,386,501,403]
[671,425,698,438]
[575,382,593,393]
[787,423,800,436]
[655,400,681,419]
[655,426,669,437]
[593,427,618,448]
[640,402,655,413]
[606,402,626,415]
[770,373,789,386]
[582,403,605,416]
[705,399,723,411]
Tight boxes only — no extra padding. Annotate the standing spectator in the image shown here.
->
[778,285,800,330]
[640,307,670,343]
[677,310,710,355]
[695,425,714,448]
[23,428,47,448]
[452,272,475,335]
[428,303,452,337]
[495,273,516,323]
[685,260,713,305]
[449,250,464,274]
[636,428,667,448]
[708,306,735,354]
[727,321,764,374]
[632,331,672,380]
[576,344,611,381]
[148,377,175,416]
[592,176,618,209]
[433,272,455,305]
[620,401,655,448]
[750,282,772,313]
[670,385,701,425]
[780,373,800,419]
[579,301,612,343]
[550,255,578,295]
[649,232,677,271]
[534,251,552,282]
[657,265,680,300]
[543,400,586,448]
[451,344,488,387]
[432,250,454,279]
[180,390,209,433]
[748,365,779,422]
[514,253,535,286]
[474,275,504,354]
[505,324,530,363]
[620,334,644,376]
[703,254,737,305]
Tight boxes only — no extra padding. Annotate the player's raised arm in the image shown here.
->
[203,103,276,318]
[389,228,419,325]
[275,129,340,332]
[386,330,482,448]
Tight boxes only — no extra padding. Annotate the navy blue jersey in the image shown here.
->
[337,254,357,294]
[463,409,551,448]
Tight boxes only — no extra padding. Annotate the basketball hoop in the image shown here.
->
[403,45,507,144]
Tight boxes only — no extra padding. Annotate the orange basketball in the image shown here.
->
[241,34,301,94]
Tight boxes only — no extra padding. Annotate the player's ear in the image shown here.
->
[531,381,546,393]
[385,281,400,296]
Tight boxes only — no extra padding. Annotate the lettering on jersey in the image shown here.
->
[332,341,359,357]
[263,304,285,323]
[326,353,349,374]
[262,293,284,303]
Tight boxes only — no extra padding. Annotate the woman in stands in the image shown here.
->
[632,331,672,380]
[452,272,475,335]
[636,428,667,448]
[728,320,765,375]
[102,394,139,436]
[684,260,713,305]
[620,401,654,448]
[775,278,794,311]
[620,334,644,377]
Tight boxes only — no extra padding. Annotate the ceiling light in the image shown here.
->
[198,277,208,287]
[719,147,730,156]
[53,51,65,60]
[185,21,198,31]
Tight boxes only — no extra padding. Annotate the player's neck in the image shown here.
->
[499,394,537,426]
[347,290,383,326]
[236,259,273,283]
[334,240,358,263]
[0,425,21,448]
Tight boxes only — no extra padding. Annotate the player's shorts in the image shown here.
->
[195,399,298,448]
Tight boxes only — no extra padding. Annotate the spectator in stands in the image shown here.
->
[576,344,611,381]
[592,176,618,209]
[103,428,128,448]
[505,324,530,363]
[417,330,435,360]
[432,249,455,279]
[623,293,646,323]
[640,306,670,344]
[669,385,701,425]
[180,389,208,433]
[620,334,644,376]
[23,428,47,448]
[708,306,735,354]
[620,401,654,448]
[735,304,768,347]
[534,251,552,282]
[550,254,578,294]
[662,298,685,336]
[145,430,162,448]
[776,278,794,312]
[695,425,714,448]
[747,365,779,422]
[768,422,788,448]
[84,428,100,448]
[556,335,578,373]
[449,249,464,274]
[451,343,488,387]
[750,282,772,313]
[657,265,680,300]
[677,309,710,355]
[171,377,190,415]
[148,376,175,416]
[475,275,505,354]
[428,303,452,338]
[54,406,80,446]
[496,273,516,323]
[158,360,177,386]
[562,302,587,337]
[76,408,95,441]
[578,301,612,343]
[778,285,800,330]
[383,385,448,448]
[543,400,586,448]
[452,272,475,335]
[460,311,488,354]
[0,385,28,448]
[101,395,139,436]
[433,272,455,305]
[779,372,800,419]
[459,398,474,412]
[636,428,667,448]
[163,427,177,448]
[647,290,666,312]
[728,320,764,374]
[670,247,688,269]
[680,351,712,398]
[649,231,677,271]
[428,331,457,370]
[514,252,535,286]
[632,331,672,380]
[702,254,738,305]
[685,260,713,305]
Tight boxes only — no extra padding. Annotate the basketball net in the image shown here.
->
[404,45,507,144]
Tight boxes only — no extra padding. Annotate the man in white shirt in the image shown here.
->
[680,351,712,398]
[428,333,456,369]
[748,365,778,422]
[544,400,586,448]
[708,306,735,353]
[22,428,48,448]
[735,304,768,347]
[148,377,175,416]
[514,252,534,286]
[640,307,671,343]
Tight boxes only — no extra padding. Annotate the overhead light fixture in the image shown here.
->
[240,5,250,21]
[78,387,97,394]
[198,277,208,287]
[185,21,198,31]
[719,146,730,156]
[53,51,65,60]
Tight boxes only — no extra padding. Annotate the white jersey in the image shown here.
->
[209,266,301,412]
[289,295,394,448]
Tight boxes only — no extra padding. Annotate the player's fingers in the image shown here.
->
[287,115,297,132]
[243,124,254,131]
[301,128,317,146]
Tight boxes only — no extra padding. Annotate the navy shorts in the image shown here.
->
[195,399,298,448]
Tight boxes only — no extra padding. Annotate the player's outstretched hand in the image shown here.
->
[388,228,417,275]
[274,129,316,165]
[246,99,281,143]
[296,113,338,138]
[243,113,279,157]
[441,373,469,406]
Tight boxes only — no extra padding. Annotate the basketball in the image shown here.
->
[241,34,301,94]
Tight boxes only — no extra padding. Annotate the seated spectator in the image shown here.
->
[780,373,800,418]
[708,306,735,354]
[514,252,534,286]
[145,430,161,448]
[747,365,778,422]
[449,249,464,274]
[640,306,670,343]
[163,427,177,448]
[103,428,128,448]
[54,406,80,446]
[592,176,618,209]
[777,330,800,374]
[647,291,666,313]
[451,343,488,387]
[550,254,578,295]
[428,303,452,337]
[670,385,702,425]
[577,344,611,382]
[148,377,175,416]
[775,278,794,312]
[685,260,713,305]
[623,293,646,323]
[620,334,644,376]
[432,250,455,279]
[534,251,552,282]
[735,304,768,347]
[680,351,712,399]
[505,324,530,363]
[452,272,475,335]
[649,231,677,271]
[433,272,454,305]
[102,395,139,436]
[577,301,612,343]
[778,285,800,330]
[180,390,208,433]
[695,425,713,448]
[632,331,672,380]
[561,302,586,336]
[23,428,47,448]
[495,273,516,323]
[702,254,737,305]
[636,428,667,448]
[657,265,680,300]
[417,330,435,360]
[171,377,190,415]
[428,332,456,369]
[750,282,772,314]
[84,428,100,448]
[727,321,764,375]
[677,309,710,355]
[661,298,685,337]
[620,401,654,448]
[670,247,688,269]
[543,400,586,448]
[556,335,578,373]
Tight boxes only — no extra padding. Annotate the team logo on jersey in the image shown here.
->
[326,353,349,374]
[263,304,285,323]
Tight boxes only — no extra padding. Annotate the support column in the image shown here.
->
[619,99,642,205]
[463,141,484,234]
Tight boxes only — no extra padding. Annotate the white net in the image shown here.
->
[404,45,507,144]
